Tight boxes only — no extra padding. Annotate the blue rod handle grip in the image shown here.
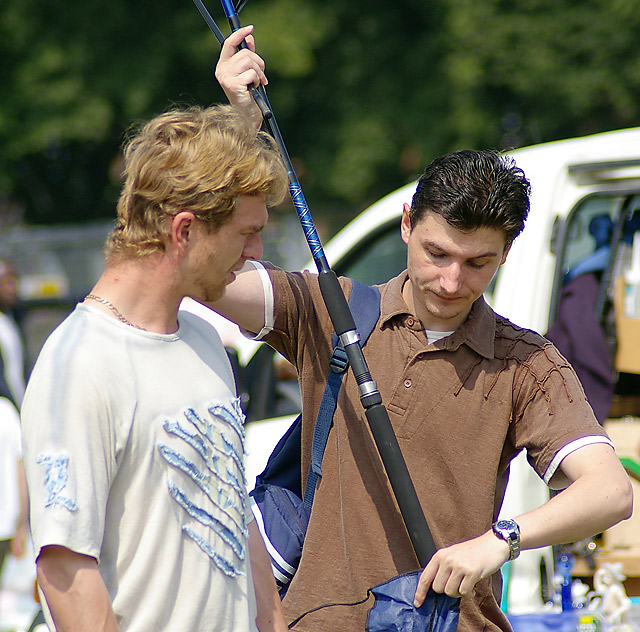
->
[289,182,325,266]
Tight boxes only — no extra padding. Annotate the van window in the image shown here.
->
[559,193,640,287]
[333,220,406,286]
[560,195,625,282]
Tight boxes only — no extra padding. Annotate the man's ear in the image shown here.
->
[500,242,512,265]
[170,212,196,251]
[401,203,412,245]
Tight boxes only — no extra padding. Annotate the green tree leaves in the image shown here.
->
[1,0,639,230]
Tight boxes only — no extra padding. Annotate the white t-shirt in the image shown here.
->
[0,396,22,540]
[22,304,257,632]
[425,329,455,344]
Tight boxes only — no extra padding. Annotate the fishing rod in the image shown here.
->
[193,0,436,567]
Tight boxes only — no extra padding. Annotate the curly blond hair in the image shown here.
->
[105,104,288,261]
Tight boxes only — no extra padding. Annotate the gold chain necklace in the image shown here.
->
[84,294,147,331]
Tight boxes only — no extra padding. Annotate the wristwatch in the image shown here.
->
[492,519,521,561]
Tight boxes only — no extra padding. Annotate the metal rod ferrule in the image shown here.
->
[358,380,379,397]
[339,330,360,347]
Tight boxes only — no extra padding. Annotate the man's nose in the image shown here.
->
[440,263,462,294]
[243,233,263,261]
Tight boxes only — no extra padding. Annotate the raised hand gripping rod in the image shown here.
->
[194,0,436,567]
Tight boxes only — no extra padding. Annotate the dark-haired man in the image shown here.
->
[213,27,633,631]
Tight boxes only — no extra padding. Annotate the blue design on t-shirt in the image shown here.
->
[158,398,248,577]
[36,453,78,512]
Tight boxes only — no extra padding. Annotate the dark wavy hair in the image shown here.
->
[410,149,531,245]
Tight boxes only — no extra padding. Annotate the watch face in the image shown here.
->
[493,519,520,560]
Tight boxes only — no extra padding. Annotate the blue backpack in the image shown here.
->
[249,281,381,595]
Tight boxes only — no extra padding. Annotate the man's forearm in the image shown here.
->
[37,546,119,632]
[517,447,632,551]
[415,443,633,605]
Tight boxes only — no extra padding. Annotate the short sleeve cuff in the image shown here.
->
[543,435,614,484]
[241,261,275,341]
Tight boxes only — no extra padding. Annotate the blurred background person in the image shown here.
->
[0,259,26,407]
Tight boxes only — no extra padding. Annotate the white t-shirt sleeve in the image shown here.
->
[21,326,123,561]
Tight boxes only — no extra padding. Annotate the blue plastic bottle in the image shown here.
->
[557,553,575,611]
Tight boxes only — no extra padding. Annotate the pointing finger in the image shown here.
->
[220,25,255,61]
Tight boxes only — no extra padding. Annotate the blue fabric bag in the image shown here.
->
[288,571,460,631]
[249,281,381,595]
[249,419,309,589]
[366,572,460,632]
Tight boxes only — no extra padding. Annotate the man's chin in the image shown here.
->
[209,286,226,303]
[194,284,226,304]
[425,302,469,325]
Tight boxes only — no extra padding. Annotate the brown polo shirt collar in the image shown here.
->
[377,270,496,360]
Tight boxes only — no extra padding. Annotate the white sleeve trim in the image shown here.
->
[543,435,614,484]
[242,261,275,341]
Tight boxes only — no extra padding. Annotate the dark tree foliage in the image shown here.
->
[1,0,640,232]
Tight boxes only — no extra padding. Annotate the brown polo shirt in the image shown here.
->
[258,264,608,631]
